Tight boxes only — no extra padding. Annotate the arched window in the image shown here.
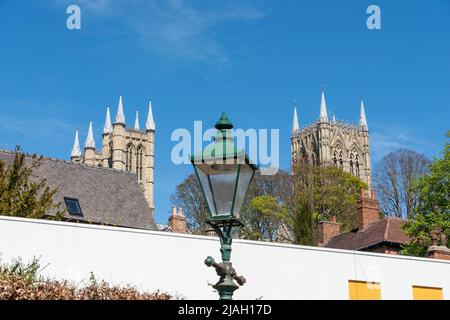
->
[355,155,360,177]
[349,153,354,175]
[108,142,113,168]
[136,145,144,181]
[333,151,338,166]
[339,152,343,169]
[126,144,135,172]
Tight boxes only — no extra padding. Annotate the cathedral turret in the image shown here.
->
[84,121,96,165]
[319,91,329,123]
[115,94,126,124]
[112,95,126,171]
[146,100,155,131]
[134,110,140,130]
[144,100,155,210]
[102,106,112,167]
[103,106,112,134]
[292,103,299,133]
[359,99,368,130]
[318,90,331,164]
[358,98,371,190]
[70,128,82,163]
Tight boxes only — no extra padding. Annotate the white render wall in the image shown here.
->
[0,216,449,300]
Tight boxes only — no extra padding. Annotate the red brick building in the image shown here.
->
[318,189,409,254]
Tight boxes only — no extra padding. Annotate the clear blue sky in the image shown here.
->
[1,1,449,224]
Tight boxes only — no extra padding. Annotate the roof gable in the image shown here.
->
[0,151,155,230]
[325,217,409,251]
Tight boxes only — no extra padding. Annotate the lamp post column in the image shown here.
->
[205,221,246,300]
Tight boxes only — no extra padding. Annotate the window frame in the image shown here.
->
[63,197,83,216]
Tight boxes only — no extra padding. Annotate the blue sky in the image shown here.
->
[0,0,449,224]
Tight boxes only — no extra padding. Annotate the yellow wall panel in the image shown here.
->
[348,280,381,300]
[413,286,443,300]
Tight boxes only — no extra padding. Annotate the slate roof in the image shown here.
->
[325,217,409,251]
[0,150,156,230]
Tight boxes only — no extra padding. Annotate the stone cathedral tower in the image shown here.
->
[70,95,155,213]
[291,91,372,189]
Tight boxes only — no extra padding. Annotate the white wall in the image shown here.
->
[0,216,449,300]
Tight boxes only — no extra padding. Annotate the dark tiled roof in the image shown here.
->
[0,151,156,230]
[325,217,409,251]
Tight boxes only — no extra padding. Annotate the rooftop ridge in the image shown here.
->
[292,119,365,137]
[0,149,136,176]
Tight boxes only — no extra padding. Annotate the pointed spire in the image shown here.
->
[146,100,155,131]
[115,94,125,124]
[332,114,336,122]
[84,121,96,149]
[359,98,368,130]
[103,106,112,134]
[292,102,299,132]
[134,110,140,130]
[71,129,81,157]
[319,90,328,122]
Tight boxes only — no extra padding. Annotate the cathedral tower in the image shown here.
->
[291,90,372,189]
[70,94,156,213]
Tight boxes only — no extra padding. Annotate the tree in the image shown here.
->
[170,174,209,233]
[0,148,64,220]
[171,170,293,234]
[374,149,430,218]
[402,132,450,256]
[240,195,288,242]
[290,164,366,245]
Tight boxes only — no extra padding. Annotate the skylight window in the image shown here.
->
[64,197,83,216]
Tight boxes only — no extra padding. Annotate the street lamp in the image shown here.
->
[191,112,257,300]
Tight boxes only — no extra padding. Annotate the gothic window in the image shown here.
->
[126,144,135,172]
[334,145,343,169]
[136,145,144,181]
[355,155,360,177]
[108,142,113,168]
[349,153,354,175]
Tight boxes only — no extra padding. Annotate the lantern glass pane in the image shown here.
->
[195,167,216,217]
[209,165,238,217]
[232,164,255,219]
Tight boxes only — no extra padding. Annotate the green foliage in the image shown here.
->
[291,200,316,246]
[402,132,450,256]
[0,256,44,285]
[0,147,64,220]
[240,195,288,241]
[0,257,171,300]
[291,164,366,245]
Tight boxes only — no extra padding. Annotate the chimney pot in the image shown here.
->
[169,206,187,233]
[317,218,340,246]
[358,189,380,230]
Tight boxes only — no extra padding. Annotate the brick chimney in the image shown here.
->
[317,216,340,246]
[358,189,380,231]
[168,206,187,234]
[427,228,450,260]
